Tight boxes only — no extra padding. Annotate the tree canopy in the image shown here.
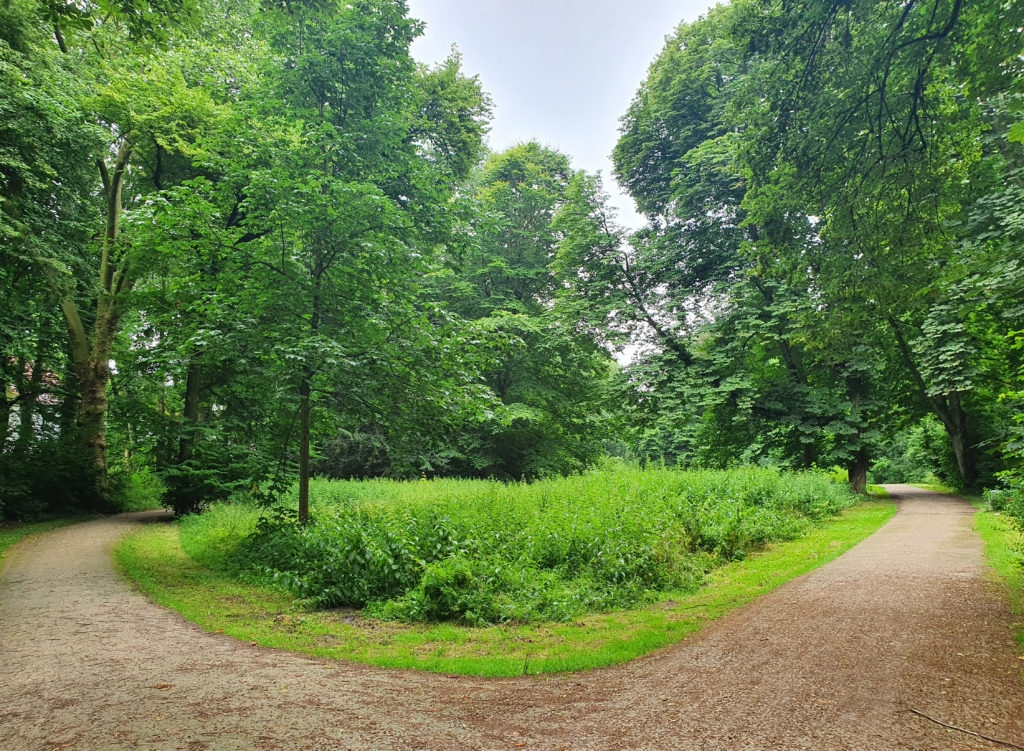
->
[2,0,1023,521]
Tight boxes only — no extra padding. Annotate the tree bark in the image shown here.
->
[938,392,977,490]
[847,446,868,495]
[58,363,80,444]
[17,347,44,449]
[0,373,10,449]
[78,358,110,502]
[297,272,323,525]
[57,143,133,508]
[298,374,311,524]
[178,359,201,465]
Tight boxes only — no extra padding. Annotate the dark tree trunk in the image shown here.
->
[297,273,323,525]
[17,351,43,449]
[58,364,80,441]
[298,373,311,524]
[166,358,204,516]
[178,360,201,465]
[848,446,868,495]
[0,381,9,449]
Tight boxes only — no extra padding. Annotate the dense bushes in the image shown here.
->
[183,464,856,625]
[0,438,103,520]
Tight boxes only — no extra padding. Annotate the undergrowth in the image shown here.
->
[973,503,1024,652]
[181,465,856,626]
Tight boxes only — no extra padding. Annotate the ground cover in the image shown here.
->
[117,466,896,676]
[973,502,1024,652]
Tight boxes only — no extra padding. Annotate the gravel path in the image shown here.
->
[1,485,1022,750]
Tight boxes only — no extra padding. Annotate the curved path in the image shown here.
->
[1,486,1022,750]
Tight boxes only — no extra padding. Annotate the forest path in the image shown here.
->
[1,486,1022,750]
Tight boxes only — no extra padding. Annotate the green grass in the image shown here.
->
[0,517,91,562]
[973,504,1024,653]
[117,498,895,676]
[912,482,957,494]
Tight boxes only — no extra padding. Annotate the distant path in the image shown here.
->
[1,486,1022,750]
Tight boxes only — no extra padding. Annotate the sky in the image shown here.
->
[405,0,719,229]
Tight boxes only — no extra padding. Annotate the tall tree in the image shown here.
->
[423,143,619,479]
[573,0,1024,489]
[234,0,493,521]
[3,0,213,505]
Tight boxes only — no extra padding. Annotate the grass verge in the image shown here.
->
[117,499,895,676]
[912,482,957,494]
[0,517,92,563]
[973,504,1024,653]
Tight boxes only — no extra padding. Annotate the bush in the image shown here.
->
[111,467,167,512]
[186,464,857,625]
[0,438,98,521]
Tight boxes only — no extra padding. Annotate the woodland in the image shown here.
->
[1,0,1023,533]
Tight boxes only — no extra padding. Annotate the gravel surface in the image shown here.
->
[1,485,1022,750]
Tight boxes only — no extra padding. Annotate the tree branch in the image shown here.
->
[905,708,1024,750]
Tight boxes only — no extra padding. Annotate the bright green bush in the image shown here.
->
[186,464,855,625]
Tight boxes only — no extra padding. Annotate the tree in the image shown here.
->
[0,0,215,507]
[566,0,1024,489]
[222,0,494,521]
[422,143,620,479]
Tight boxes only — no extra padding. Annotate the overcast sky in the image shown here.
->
[406,0,719,229]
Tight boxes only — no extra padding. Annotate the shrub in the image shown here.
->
[186,464,857,625]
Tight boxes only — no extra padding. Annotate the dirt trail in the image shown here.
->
[1,486,1022,750]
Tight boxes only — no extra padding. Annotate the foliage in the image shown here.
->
[869,416,959,487]
[399,143,622,480]
[184,464,856,625]
[0,436,92,520]
[4,0,1023,522]
[973,505,1024,651]
[573,0,1024,492]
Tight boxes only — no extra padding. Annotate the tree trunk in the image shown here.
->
[13,358,30,450]
[888,318,978,491]
[297,272,323,525]
[0,373,11,449]
[58,364,80,443]
[167,359,203,516]
[298,373,311,524]
[55,144,133,510]
[938,392,977,491]
[78,359,110,504]
[178,359,201,465]
[847,446,868,495]
[18,335,48,449]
